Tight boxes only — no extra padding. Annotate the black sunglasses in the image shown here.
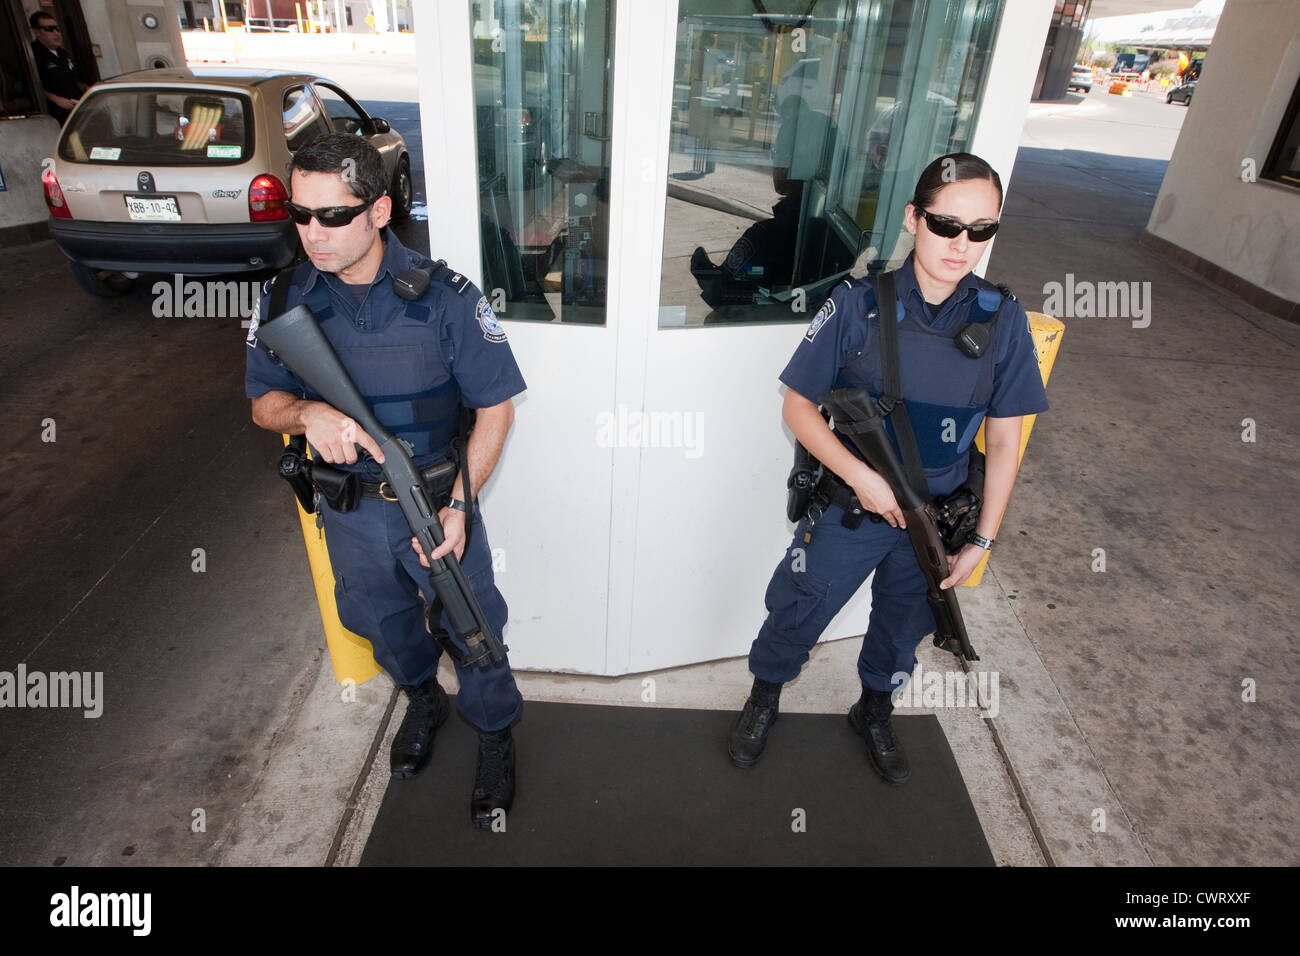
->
[285,197,376,228]
[39,24,61,32]
[916,209,999,243]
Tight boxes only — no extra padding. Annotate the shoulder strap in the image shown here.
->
[268,264,300,320]
[419,258,476,543]
[875,270,931,503]
[436,262,472,296]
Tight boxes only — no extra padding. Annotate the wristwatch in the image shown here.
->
[447,498,468,514]
[969,532,994,551]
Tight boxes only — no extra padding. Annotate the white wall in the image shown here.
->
[0,117,59,229]
[968,0,1056,277]
[1146,0,1300,304]
[80,0,186,78]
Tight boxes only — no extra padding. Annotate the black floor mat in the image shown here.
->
[360,701,993,866]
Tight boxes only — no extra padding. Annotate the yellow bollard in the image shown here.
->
[962,312,1065,587]
[282,436,382,685]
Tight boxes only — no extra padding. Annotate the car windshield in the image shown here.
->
[59,88,252,165]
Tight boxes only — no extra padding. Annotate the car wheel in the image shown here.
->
[1167,93,1175,103]
[68,261,134,297]
[390,157,413,221]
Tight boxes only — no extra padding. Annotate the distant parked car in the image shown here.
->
[1167,80,1197,105]
[1068,65,1093,93]
[44,67,412,296]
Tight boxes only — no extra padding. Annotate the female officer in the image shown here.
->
[727,152,1049,784]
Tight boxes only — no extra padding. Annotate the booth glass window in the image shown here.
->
[471,0,616,325]
[660,0,1002,327]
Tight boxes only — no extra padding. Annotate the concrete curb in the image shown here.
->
[213,649,393,866]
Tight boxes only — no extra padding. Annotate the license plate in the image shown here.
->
[124,195,181,222]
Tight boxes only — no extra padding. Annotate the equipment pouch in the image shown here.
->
[787,440,821,523]
[278,440,317,514]
[934,448,985,554]
[311,462,361,513]
[422,459,459,511]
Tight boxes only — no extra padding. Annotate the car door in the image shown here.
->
[311,81,400,183]
[281,83,334,154]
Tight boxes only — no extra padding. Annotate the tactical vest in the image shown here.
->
[274,259,463,469]
[833,276,1007,496]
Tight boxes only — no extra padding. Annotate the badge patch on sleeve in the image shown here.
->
[476,296,508,343]
[804,297,835,342]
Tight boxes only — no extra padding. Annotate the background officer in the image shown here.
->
[29,11,87,124]
[729,152,1049,785]
[245,133,526,828]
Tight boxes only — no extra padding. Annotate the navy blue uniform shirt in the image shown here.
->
[781,252,1049,495]
[31,40,80,122]
[245,231,526,476]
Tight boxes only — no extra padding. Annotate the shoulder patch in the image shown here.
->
[804,296,835,342]
[476,296,508,343]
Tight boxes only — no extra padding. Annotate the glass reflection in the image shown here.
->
[661,0,1003,327]
[472,0,615,325]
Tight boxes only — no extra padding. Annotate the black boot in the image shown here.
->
[471,727,516,829]
[728,677,782,768]
[389,675,449,779]
[848,687,910,785]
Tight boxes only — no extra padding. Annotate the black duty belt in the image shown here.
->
[812,469,878,531]
[360,459,458,502]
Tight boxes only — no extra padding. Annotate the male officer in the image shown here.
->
[29,11,87,124]
[245,133,525,827]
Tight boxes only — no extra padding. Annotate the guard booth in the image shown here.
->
[410,0,1053,677]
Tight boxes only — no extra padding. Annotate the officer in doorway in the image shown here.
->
[29,11,87,124]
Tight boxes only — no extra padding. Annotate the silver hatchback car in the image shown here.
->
[44,67,412,296]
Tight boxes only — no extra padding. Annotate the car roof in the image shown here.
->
[96,67,333,90]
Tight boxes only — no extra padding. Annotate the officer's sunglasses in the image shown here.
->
[285,197,376,228]
[38,25,61,32]
[916,209,999,243]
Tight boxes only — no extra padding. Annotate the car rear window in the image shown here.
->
[58,88,253,165]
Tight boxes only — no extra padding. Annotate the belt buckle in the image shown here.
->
[377,481,399,502]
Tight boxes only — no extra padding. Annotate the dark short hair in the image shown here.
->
[287,133,388,203]
[911,152,1003,212]
[30,11,56,28]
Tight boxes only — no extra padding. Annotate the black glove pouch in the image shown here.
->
[310,462,361,513]
[786,440,820,523]
[934,447,985,554]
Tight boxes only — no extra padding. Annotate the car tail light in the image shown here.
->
[249,174,288,222]
[43,167,72,220]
